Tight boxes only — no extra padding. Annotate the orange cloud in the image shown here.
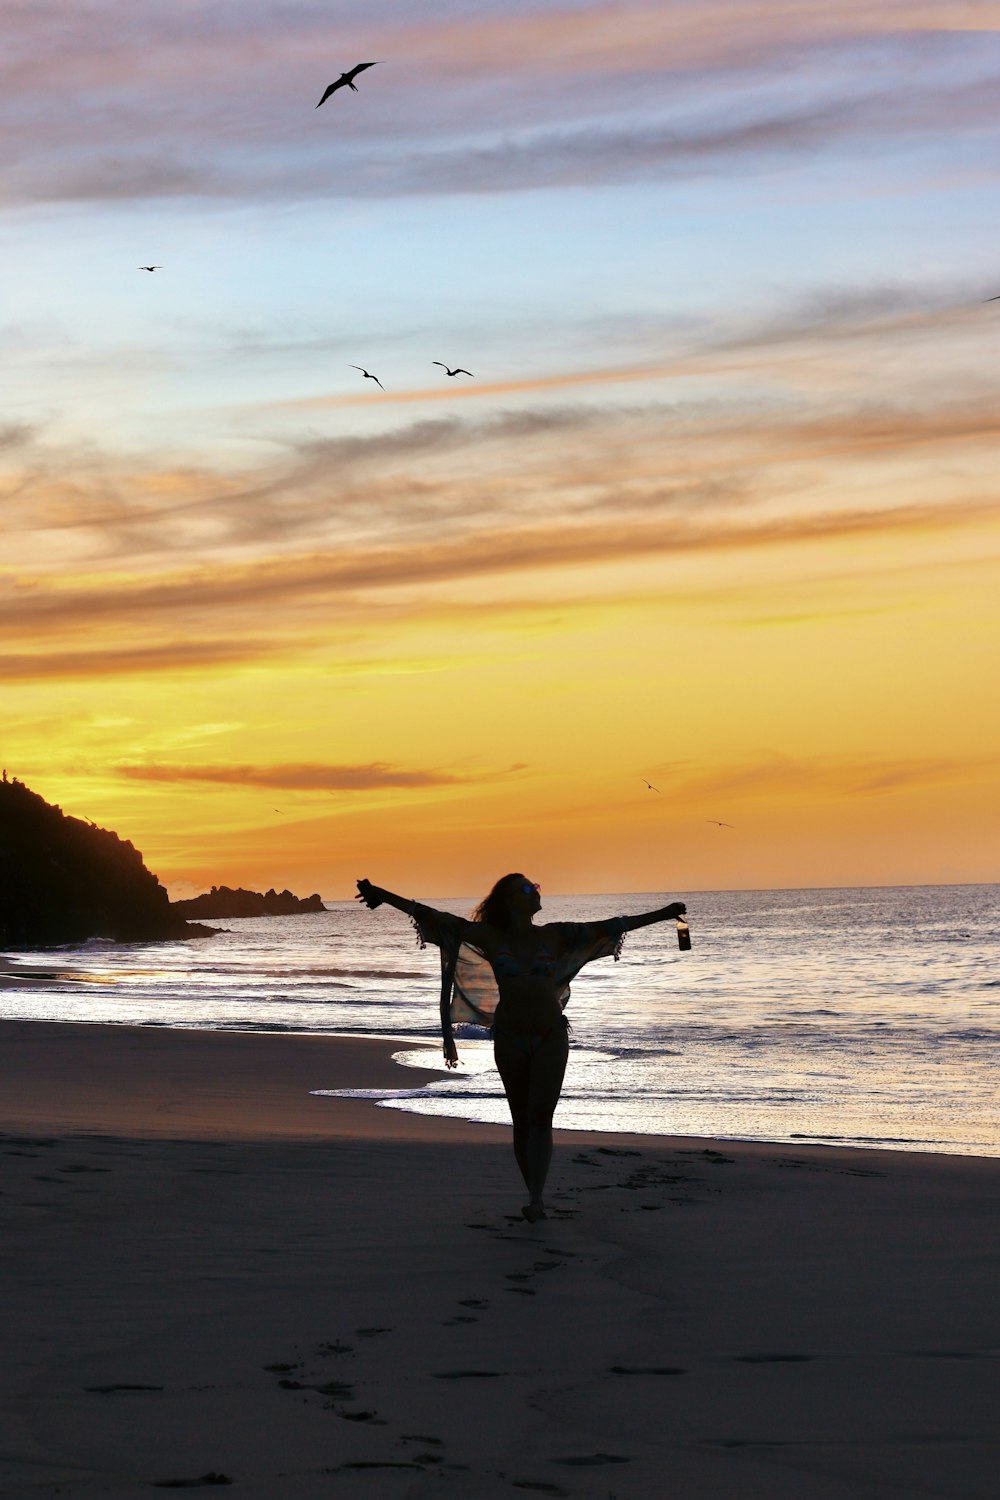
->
[0,640,272,680]
[0,492,992,646]
[115,761,521,790]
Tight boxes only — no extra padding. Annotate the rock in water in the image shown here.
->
[170,886,326,919]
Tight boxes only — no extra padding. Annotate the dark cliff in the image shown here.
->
[0,775,213,949]
[170,885,326,919]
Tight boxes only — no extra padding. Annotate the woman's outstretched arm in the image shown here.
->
[355,880,471,938]
[618,899,686,933]
[356,878,466,1068]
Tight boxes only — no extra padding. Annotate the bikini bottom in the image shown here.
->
[493,1014,569,1057]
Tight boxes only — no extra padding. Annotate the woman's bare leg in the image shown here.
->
[523,1025,569,1217]
[493,1034,531,1191]
[494,1025,569,1220]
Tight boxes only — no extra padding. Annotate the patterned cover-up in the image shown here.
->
[410,903,627,1055]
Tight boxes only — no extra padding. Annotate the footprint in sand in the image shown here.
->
[458,1297,488,1308]
[512,1482,569,1495]
[432,1369,505,1380]
[86,1383,165,1394]
[552,1452,632,1466]
[732,1353,813,1364]
[609,1365,686,1377]
[328,1461,421,1472]
[355,1326,392,1338]
[709,1438,789,1449]
[152,1475,232,1488]
[313,1380,356,1398]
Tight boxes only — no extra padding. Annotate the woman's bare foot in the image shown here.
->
[521,1202,546,1223]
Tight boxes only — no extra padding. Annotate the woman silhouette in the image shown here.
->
[356,873,686,1222]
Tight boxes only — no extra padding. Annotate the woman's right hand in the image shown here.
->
[355,878,384,909]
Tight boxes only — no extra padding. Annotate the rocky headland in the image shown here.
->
[0,774,214,949]
[170,886,326,919]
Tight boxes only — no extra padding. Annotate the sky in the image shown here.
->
[3,0,999,899]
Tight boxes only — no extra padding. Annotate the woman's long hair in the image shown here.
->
[471,873,526,930]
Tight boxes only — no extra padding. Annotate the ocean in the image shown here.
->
[2,885,997,1157]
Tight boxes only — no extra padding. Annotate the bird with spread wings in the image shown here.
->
[350,365,385,391]
[316,62,382,108]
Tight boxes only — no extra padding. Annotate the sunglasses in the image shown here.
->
[519,880,541,895]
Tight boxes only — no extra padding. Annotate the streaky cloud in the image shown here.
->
[115,760,501,790]
[653,750,1000,802]
[4,0,1000,206]
[2,494,994,641]
[0,639,273,679]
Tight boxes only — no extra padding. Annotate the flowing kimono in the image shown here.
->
[409,903,628,1058]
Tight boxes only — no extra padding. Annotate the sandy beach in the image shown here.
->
[1,1020,998,1499]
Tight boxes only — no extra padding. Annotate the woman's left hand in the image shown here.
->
[355,878,384,909]
[665,901,686,919]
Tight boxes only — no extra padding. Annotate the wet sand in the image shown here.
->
[0,1018,997,1498]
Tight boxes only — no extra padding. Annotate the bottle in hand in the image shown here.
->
[676,916,691,951]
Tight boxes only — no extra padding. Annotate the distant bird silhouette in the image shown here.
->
[706,819,734,827]
[433,362,474,378]
[350,365,384,391]
[316,63,382,107]
[985,294,1000,302]
[642,778,661,793]
[138,265,162,272]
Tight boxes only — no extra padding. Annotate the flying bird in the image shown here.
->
[433,362,474,378]
[350,365,385,390]
[642,778,661,793]
[316,62,382,107]
[706,819,734,828]
[138,265,162,272]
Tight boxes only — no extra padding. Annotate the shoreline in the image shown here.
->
[1,1017,998,1497]
[1,1015,993,1173]
[0,1014,996,1163]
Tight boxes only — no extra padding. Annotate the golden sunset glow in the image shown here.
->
[4,1,999,897]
